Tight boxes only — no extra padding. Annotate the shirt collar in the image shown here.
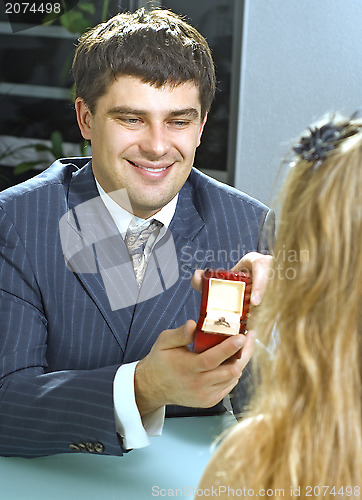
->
[95,178,178,237]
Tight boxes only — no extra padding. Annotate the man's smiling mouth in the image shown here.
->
[127,160,173,172]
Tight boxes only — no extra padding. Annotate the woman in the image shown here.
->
[196,112,362,498]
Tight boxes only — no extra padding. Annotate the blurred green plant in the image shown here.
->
[13,131,65,175]
[43,2,97,34]
[44,2,99,84]
[1,132,91,175]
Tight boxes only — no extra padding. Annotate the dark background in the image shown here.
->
[0,0,235,189]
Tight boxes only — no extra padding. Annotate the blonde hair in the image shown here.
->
[208,113,362,497]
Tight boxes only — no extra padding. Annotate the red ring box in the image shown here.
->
[193,269,252,358]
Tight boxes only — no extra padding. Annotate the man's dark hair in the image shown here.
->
[72,8,216,117]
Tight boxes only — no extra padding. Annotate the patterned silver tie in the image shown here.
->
[124,219,163,286]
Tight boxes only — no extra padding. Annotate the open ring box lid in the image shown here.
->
[193,269,252,358]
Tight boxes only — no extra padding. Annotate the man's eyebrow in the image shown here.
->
[107,106,147,116]
[107,106,200,119]
[168,108,200,119]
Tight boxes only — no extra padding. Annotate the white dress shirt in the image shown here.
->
[96,179,178,449]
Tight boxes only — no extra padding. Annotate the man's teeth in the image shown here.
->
[132,162,168,172]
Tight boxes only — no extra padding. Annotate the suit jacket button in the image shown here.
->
[69,444,80,452]
[86,442,94,453]
[94,442,104,453]
[117,432,124,447]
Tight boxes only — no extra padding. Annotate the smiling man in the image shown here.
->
[76,75,207,219]
[0,8,274,458]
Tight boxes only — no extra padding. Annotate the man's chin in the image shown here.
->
[129,195,175,219]
[130,205,164,219]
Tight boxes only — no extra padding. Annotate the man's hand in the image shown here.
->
[134,321,254,417]
[231,251,273,306]
[191,252,273,306]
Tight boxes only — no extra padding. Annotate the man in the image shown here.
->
[0,8,273,458]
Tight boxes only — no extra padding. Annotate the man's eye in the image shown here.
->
[124,118,140,124]
[170,120,190,128]
[117,117,141,125]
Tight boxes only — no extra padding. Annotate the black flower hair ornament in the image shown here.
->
[293,112,362,169]
[293,123,344,166]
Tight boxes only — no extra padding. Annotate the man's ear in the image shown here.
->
[197,112,208,147]
[75,97,93,140]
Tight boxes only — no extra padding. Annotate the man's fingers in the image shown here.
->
[231,252,273,306]
[198,334,247,372]
[239,329,255,367]
[158,320,196,350]
[191,269,204,292]
[192,253,273,306]
[249,255,272,306]
[192,253,273,307]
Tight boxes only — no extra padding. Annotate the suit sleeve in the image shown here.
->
[0,207,124,458]
[257,208,276,254]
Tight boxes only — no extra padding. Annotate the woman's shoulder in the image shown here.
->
[225,414,268,443]
[196,415,268,497]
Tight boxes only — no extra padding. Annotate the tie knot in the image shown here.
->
[125,219,162,251]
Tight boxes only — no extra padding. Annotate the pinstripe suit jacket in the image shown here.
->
[0,158,273,457]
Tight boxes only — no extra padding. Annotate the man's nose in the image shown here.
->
[139,123,171,158]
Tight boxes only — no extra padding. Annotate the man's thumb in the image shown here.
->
[159,320,196,349]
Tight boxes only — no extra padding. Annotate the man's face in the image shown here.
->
[76,75,207,219]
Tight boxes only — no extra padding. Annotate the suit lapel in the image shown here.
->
[61,161,136,351]
[124,179,210,361]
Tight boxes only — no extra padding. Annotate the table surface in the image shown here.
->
[0,414,236,500]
